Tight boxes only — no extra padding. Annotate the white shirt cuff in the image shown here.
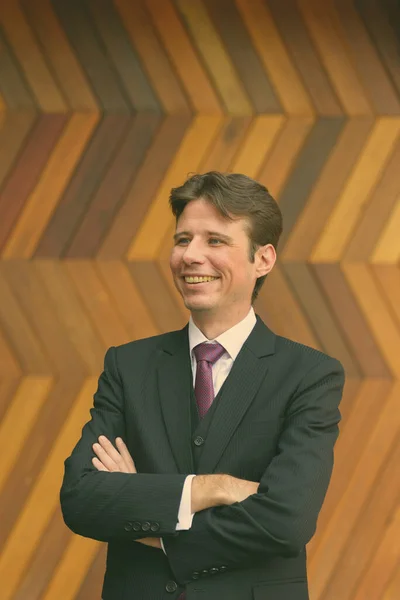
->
[160,474,196,555]
[176,474,196,530]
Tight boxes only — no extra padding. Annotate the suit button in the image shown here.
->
[141,522,151,531]
[209,567,219,575]
[220,565,228,573]
[132,522,141,532]
[124,522,133,531]
[165,580,178,593]
[201,569,209,576]
[192,571,200,580]
[150,522,160,532]
[194,436,204,446]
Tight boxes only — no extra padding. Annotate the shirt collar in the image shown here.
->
[188,307,257,361]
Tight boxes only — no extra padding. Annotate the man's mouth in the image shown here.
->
[183,276,219,284]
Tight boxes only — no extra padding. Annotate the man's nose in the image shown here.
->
[182,242,205,263]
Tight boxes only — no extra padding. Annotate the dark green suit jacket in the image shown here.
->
[60,315,345,600]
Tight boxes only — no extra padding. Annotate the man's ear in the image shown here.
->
[255,244,276,278]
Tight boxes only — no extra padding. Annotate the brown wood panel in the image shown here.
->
[0,2,398,598]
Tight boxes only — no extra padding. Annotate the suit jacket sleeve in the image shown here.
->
[163,357,345,585]
[60,346,187,543]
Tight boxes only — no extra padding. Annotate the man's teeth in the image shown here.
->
[184,276,218,283]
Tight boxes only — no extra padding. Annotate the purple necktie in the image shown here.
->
[177,343,225,600]
[193,342,226,419]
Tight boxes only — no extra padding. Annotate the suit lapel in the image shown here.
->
[197,316,276,474]
[158,325,195,474]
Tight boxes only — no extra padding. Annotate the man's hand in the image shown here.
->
[191,474,259,512]
[92,436,136,473]
[92,436,162,550]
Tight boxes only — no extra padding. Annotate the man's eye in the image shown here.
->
[176,238,189,245]
[209,238,222,245]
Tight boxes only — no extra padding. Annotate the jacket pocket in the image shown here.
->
[252,578,308,600]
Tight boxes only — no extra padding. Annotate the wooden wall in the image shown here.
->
[0,1,399,598]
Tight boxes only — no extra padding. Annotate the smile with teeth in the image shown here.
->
[184,276,218,283]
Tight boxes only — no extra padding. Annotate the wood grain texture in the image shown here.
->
[0,1,399,598]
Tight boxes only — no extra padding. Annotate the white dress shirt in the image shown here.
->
[160,307,257,554]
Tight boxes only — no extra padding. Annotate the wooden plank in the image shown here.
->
[0,376,52,496]
[200,117,253,172]
[0,0,67,112]
[2,112,99,258]
[1,260,85,376]
[35,115,130,258]
[309,378,392,560]
[344,136,400,260]
[371,194,400,263]
[0,377,97,600]
[231,115,284,177]
[297,0,373,116]
[66,114,161,258]
[0,29,36,109]
[341,262,400,378]
[12,508,72,600]
[254,263,321,350]
[353,505,400,600]
[283,263,360,373]
[145,0,222,113]
[64,260,130,349]
[0,111,36,188]
[34,260,105,374]
[335,0,400,114]
[22,0,99,111]
[372,265,400,329]
[357,0,400,95]
[127,114,222,261]
[43,535,100,600]
[308,381,400,598]
[277,117,345,250]
[0,266,50,374]
[75,546,106,600]
[268,0,342,116]
[323,434,400,600]
[0,377,82,549]
[52,0,130,112]
[282,118,373,261]
[98,114,192,259]
[114,0,190,114]
[313,264,391,378]
[175,0,253,115]
[236,0,314,115]
[204,0,281,114]
[310,118,400,263]
[0,114,67,252]
[258,116,314,199]
[87,0,161,112]
[95,261,159,340]
[128,262,187,333]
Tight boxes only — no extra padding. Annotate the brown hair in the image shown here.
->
[169,171,283,303]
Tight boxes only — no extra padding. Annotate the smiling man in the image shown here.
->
[61,172,345,600]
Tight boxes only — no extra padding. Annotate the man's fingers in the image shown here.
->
[116,437,136,473]
[98,436,126,468]
[92,456,108,471]
[93,442,118,471]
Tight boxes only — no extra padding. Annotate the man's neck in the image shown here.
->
[190,306,252,340]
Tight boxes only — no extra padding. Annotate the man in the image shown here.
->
[60,172,345,600]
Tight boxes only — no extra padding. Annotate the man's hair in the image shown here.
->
[169,171,283,304]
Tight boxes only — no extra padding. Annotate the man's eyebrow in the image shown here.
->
[173,231,233,242]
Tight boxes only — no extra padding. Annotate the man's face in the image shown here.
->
[169,198,271,319]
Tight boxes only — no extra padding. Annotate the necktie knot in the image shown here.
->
[193,341,225,365]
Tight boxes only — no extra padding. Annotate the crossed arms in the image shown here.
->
[60,346,345,584]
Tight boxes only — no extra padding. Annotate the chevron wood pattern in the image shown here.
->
[0,1,399,599]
